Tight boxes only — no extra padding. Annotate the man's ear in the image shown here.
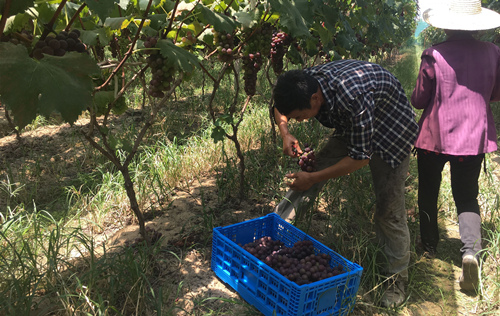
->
[310,87,323,110]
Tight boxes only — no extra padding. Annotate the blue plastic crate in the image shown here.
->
[211,213,363,316]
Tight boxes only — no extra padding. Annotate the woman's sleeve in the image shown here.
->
[411,54,435,109]
[490,48,500,102]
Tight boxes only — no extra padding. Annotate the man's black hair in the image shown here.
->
[273,70,319,116]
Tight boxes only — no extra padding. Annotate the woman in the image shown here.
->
[411,0,500,292]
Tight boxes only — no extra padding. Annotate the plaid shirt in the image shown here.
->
[305,60,419,168]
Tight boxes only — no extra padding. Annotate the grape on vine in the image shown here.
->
[270,30,292,75]
[241,23,273,96]
[31,29,87,60]
[213,30,235,63]
[142,36,176,98]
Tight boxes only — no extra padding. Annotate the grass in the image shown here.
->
[1,45,500,315]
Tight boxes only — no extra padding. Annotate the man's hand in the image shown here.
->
[285,171,315,191]
[283,134,302,157]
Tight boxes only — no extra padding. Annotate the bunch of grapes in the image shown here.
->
[213,30,235,62]
[143,36,176,98]
[1,30,33,46]
[269,30,291,75]
[241,52,263,96]
[32,29,86,60]
[242,237,345,285]
[241,23,273,96]
[297,144,316,172]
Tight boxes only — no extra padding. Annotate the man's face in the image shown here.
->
[286,90,323,122]
[286,107,319,122]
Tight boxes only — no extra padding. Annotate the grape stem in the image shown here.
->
[165,0,181,39]
[40,0,68,41]
[64,3,87,33]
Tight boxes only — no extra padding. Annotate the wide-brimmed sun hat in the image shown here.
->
[423,0,500,31]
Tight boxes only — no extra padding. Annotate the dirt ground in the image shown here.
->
[1,103,499,315]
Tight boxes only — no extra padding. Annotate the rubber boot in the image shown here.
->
[458,212,482,291]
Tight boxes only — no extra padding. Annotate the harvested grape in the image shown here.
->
[297,144,317,172]
[242,236,344,285]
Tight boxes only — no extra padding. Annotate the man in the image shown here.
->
[272,59,419,308]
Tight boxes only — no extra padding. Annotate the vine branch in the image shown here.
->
[0,0,12,38]
[96,0,154,90]
[40,0,68,40]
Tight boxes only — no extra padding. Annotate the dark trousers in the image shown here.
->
[416,149,484,257]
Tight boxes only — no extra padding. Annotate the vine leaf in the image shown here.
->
[197,4,238,33]
[0,43,100,129]
[157,39,200,73]
[83,0,121,22]
[0,0,34,16]
[268,0,311,38]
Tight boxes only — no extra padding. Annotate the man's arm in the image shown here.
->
[274,107,301,156]
[285,156,369,191]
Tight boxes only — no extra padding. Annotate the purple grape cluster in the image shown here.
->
[242,52,263,96]
[241,22,273,96]
[32,29,86,60]
[298,144,316,172]
[213,30,235,62]
[143,36,176,98]
[1,30,33,46]
[242,237,344,285]
[270,30,292,75]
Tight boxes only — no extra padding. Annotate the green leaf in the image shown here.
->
[197,4,237,33]
[84,0,118,22]
[93,91,115,116]
[109,133,133,153]
[0,43,100,129]
[156,39,200,73]
[104,16,131,30]
[0,0,33,16]
[232,12,254,29]
[80,29,99,46]
[217,114,233,125]
[268,0,311,38]
[211,126,226,143]
[3,13,32,33]
[138,0,162,10]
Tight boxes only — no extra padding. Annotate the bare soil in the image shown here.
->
[1,102,499,316]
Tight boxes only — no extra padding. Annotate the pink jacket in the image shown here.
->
[411,34,500,155]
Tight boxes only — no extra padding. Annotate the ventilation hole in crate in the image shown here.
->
[278,294,288,305]
[257,290,266,301]
[269,276,279,288]
[258,279,267,290]
[268,288,277,299]
[299,301,313,314]
[279,284,290,295]
[265,297,276,309]
[250,262,258,273]
[276,305,286,315]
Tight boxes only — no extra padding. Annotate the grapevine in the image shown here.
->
[242,237,344,285]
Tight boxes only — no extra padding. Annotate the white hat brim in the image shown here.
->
[423,7,500,30]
